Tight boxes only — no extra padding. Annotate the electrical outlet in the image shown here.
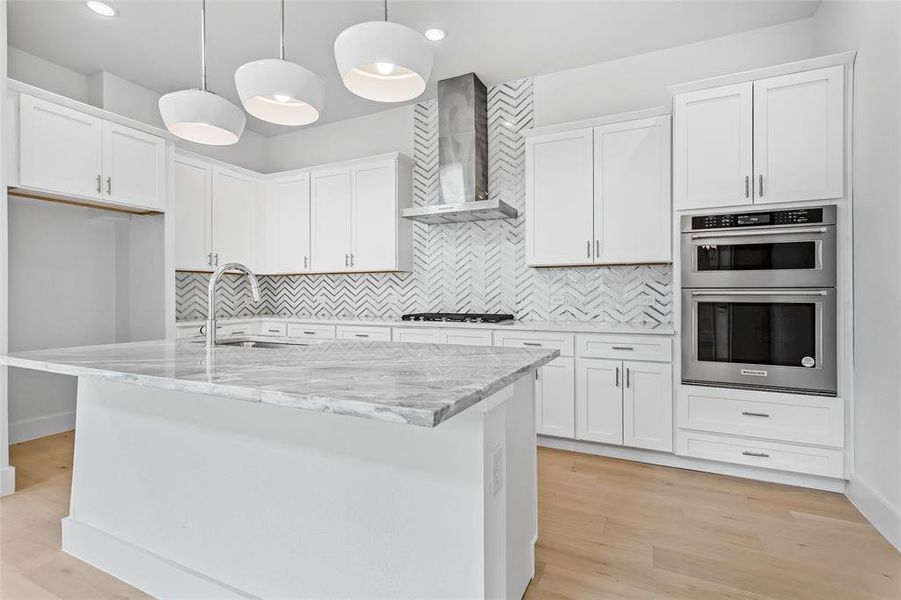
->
[491,444,504,497]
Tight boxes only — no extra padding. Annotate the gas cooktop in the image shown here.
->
[401,313,515,324]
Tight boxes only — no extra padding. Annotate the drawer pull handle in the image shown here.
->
[742,411,771,418]
[523,342,542,347]
[268,329,281,333]
[611,346,634,351]
[742,451,770,458]
[354,334,369,338]
[232,330,245,335]
[303,331,316,335]
[615,367,620,387]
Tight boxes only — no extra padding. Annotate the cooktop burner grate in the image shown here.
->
[401,313,515,324]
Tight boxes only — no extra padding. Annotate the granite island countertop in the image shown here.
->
[1,338,558,427]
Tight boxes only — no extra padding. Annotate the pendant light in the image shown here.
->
[334,0,434,103]
[159,0,245,145]
[234,0,324,126]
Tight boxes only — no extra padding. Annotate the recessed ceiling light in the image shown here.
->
[85,0,117,17]
[424,28,446,41]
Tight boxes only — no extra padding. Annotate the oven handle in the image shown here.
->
[690,227,827,239]
[690,290,829,297]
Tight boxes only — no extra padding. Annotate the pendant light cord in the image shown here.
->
[384,0,388,21]
[280,0,286,60]
[200,0,207,90]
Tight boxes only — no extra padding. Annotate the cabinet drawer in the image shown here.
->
[576,334,671,362]
[287,323,336,339]
[393,327,440,344]
[678,386,843,447]
[336,325,392,342]
[218,322,257,337]
[260,321,287,337]
[176,325,202,338]
[493,331,574,356]
[676,431,844,478]
[439,329,493,347]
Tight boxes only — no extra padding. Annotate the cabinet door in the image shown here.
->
[525,129,595,266]
[673,83,753,210]
[268,175,311,273]
[753,66,844,204]
[351,160,396,271]
[101,121,166,211]
[575,358,623,445]
[311,167,352,273]
[173,157,212,271]
[212,167,256,269]
[535,356,575,439]
[623,361,673,452]
[19,94,103,199]
[594,116,671,264]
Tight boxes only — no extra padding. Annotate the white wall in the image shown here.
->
[265,105,414,172]
[8,46,92,104]
[533,17,815,126]
[811,0,901,551]
[0,0,14,496]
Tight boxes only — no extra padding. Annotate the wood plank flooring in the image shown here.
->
[2,432,898,599]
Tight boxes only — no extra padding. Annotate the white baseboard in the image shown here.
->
[9,410,75,444]
[538,436,846,493]
[62,517,252,599]
[845,475,901,552]
[0,465,16,497]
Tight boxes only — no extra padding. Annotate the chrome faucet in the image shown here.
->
[206,262,261,349]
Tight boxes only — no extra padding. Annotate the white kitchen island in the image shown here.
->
[2,338,557,599]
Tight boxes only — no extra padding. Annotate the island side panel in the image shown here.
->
[63,376,536,599]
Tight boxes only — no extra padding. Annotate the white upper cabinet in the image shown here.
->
[19,95,103,200]
[623,361,673,452]
[753,65,844,204]
[673,63,846,210]
[673,83,753,210]
[18,94,167,212]
[311,154,412,274]
[311,167,353,273]
[173,156,212,271]
[593,116,671,263]
[211,167,257,269]
[526,113,671,266]
[101,121,166,211]
[351,159,397,272]
[262,174,311,274]
[525,129,595,266]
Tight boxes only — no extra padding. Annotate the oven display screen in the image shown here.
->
[736,214,770,226]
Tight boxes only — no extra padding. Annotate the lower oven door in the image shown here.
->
[681,288,836,395]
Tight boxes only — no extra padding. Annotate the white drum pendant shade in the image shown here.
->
[334,21,433,102]
[235,59,325,126]
[159,89,246,145]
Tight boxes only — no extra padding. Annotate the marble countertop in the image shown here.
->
[177,316,675,336]
[1,338,558,427]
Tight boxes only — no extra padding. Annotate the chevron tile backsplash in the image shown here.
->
[176,78,673,324]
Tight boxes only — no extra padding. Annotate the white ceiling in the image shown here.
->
[8,0,820,136]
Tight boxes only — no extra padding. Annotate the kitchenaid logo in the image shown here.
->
[740,369,768,377]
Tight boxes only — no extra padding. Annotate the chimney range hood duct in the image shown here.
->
[401,73,518,224]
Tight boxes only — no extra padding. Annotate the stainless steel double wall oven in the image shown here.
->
[681,206,837,395]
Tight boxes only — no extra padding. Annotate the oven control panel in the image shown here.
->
[690,208,827,230]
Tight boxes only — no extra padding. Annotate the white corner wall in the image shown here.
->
[811,0,901,551]
[264,105,414,172]
[533,17,815,126]
[0,0,14,496]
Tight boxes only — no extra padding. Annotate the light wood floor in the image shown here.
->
[2,432,899,599]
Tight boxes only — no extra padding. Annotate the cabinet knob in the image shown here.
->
[587,240,591,259]
[758,174,764,197]
[615,367,620,387]
[96,174,102,194]
[106,177,112,195]
[744,175,750,198]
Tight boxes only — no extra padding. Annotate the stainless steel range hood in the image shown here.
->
[401,73,518,224]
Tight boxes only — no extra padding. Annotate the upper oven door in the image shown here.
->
[681,225,836,288]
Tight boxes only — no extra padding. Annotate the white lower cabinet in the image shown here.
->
[286,323,336,339]
[576,358,673,451]
[535,357,575,438]
[576,358,623,445]
[438,329,493,347]
[623,362,673,452]
[392,327,440,344]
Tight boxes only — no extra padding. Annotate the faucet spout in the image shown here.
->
[206,262,261,349]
